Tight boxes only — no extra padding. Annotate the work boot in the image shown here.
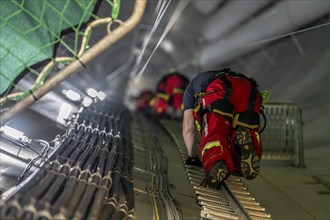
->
[185,156,203,167]
[235,127,260,180]
[200,160,228,190]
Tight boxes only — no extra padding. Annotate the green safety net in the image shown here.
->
[0,0,121,103]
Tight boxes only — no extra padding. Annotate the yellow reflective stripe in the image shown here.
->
[194,103,201,112]
[195,120,201,132]
[173,88,184,94]
[194,103,201,131]
[149,98,156,106]
[202,141,221,156]
[156,93,170,101]
[255,131,260,144]
[212,109,233,118]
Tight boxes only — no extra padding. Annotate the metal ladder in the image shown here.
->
[161,120,272,220]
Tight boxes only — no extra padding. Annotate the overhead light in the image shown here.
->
[57,103,73,124]
[0,125,25,140]
[82,97,93,107]
[161,39,174,53]
[132,47,140,55]
[97,91,106,100]
[63,89,81,101]
[86,88,98,98]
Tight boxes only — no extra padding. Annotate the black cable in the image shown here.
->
[0,133,40,155]
[259,107,267,134]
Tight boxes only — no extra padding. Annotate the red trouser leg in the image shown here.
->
[200,111,234,176]
[199,78,232,176]
[228,76,263,173]
[172,93,184,110]
[198,76,262,177]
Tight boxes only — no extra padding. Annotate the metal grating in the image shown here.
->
[262,103,304,167]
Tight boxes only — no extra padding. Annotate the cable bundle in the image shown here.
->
[0,99,135,220]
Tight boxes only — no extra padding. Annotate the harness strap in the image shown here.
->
[193,90,217,132]
[156,93,170,101]
[248,85,258,112]
[207,99,234,120]
[203,77,234,123]
[232,114,259,129]
[173,88,184,94]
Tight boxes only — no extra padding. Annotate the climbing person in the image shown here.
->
[182,68,267,189]
[152,69,189,120]
[135,89,153,115]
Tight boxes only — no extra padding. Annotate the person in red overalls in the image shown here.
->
[153,70,189,120]
[182,68,264,189]
[135,89,153,114]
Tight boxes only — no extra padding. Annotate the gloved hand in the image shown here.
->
[185,156,202,167]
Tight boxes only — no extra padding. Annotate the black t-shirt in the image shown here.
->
[183,71,218,110]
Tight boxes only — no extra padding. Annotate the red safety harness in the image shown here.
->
[193,69,265,133]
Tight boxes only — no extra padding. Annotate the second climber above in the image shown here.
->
[152,69,189,120]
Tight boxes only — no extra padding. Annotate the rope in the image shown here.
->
[130,0,172,80]
[0,0,147,125]
[0,0,122,105]
[133,0,191,83]
[250,22,330,46]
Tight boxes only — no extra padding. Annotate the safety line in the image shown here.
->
[130,0,172,80]
[250,22,330,46]
[133,0,190,83]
